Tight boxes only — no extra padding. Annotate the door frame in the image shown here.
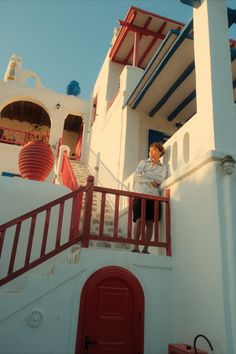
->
[75,265,144,354]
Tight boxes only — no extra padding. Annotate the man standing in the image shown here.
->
[132,142,167,254]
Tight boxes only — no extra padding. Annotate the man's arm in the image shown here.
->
[144,165,167,187]
[133,160,145,182]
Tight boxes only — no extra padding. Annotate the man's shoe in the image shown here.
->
[141,248,150,254]
[131,248,140,253]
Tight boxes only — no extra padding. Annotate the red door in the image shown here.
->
[75,266,144,354]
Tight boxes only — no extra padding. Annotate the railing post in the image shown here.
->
[69,192,83,240]
[81,175,94,248]
[165,189,171,256]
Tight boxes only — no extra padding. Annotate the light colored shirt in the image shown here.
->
[133,158,167,196]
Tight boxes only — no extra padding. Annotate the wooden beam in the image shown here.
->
[118,20,165,39]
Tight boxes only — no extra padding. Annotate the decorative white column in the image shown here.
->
[193,0,236,153]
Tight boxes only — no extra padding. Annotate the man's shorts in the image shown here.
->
[132,197,161,222]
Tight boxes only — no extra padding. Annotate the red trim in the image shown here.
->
[109,11,137,60]
[75,266,144,354]
[55,202,65,247]
[141,199,146,241]
[0,235,83,287]
[0,230,6,257]
[113,194,119,239]
[133,31,140,66]
[61,152,79,191]
[99,193,106,237]
[128,6,185,27]
[69,193,83,240]
[165,189,171,256]
[138,21,167,67]
[109,58,127,66]
[0,186,86,231]
[24,215,36,266]
[127,197,133,240]
[118,20,166,38]
[230,39,236,49]
[40,208,51,256]
[110,6,184,63]
[154,201,159,243]
[8,222,21,274]
[81,176,94,247]
[124,16,152,65]
[0,126,50,146]
[74,125,83,161]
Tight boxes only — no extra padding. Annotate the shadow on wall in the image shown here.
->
[88,149,130,191]
[163,131,190,178]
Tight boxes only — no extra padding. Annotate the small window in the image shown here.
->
[91,94,98,126]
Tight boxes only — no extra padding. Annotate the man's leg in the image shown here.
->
[142,220,153,253]
[132,218,141,252]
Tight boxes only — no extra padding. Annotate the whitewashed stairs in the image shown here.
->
[69,160,131,250]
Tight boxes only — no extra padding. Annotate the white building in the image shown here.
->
[0,1,236,354]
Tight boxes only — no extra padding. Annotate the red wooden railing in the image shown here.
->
[0,126,49,146]
[0,176,171,287]
[82,177,171,254]
[61,151,79,191]
[0,186,85,287]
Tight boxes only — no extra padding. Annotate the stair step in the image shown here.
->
[92,219,113,226]
[61,161,125,249]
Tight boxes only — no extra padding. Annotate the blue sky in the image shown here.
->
[0,0,235,100]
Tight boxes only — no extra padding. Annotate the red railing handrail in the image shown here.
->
[94,185,169,202]
[61,151,79,191]
[0,126,50,146]
[0,175,171,287]
[0,235,83,287]
[0,125,48,135]
[0,185,86,231]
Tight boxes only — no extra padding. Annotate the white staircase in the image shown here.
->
[69,160,131,250]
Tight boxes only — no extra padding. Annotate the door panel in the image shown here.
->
[148,129,170,149]
[75,266,144,354]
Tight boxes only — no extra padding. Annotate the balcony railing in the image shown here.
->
[0,176,171,287]
[0,126,49,146]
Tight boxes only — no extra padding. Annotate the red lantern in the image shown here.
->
[18,141,54,181]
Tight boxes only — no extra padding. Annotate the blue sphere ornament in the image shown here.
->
[66,80,81,96]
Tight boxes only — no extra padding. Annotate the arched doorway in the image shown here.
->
[63,114,83,159]
[75,266,144,354]
[0,101,50,145]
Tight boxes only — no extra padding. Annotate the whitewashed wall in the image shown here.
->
[160,155,236,354]
[0,248,173,354]
[0,176,72,280]
[87,55,144,189]
[0,144,21,175]
[0,64,89,170]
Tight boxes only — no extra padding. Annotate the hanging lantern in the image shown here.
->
[18,141,54,181]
